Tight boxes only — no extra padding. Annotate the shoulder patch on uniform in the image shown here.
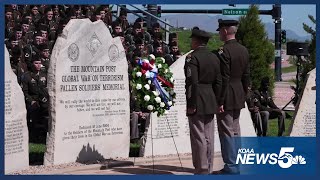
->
[218,47,224,55]
[186,54,192,62]
[40,77,46,82]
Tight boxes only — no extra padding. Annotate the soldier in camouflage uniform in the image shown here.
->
[21,54,49,143]
[255,77,286,136]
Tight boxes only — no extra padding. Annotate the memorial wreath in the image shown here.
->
[131,54,176,117]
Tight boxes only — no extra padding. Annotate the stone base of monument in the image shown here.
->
[100,160,134,170]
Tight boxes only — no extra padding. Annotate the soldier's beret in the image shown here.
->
[112,21,120,28]
[169,41,178,47]
[135,38,144,45]
[133,22,141,29]
[30,5,38,10]
[120,9,127,16]
[135,17,144,23]
[5,6,13,13]
[190,28,211,39]
[39,44,50,51]
[169,33,177,39]
[44,7,53,14]
[152,22,160,28]
[34,31,43,37]
[22,18,30,25]
[153,41,161,48]
[31,53,41,62]
[9,34,17,41]
[192,26,200,30]
[11,47,21,57]
[154,32,163,40]
[38,24,48,32]
[14,25,23,32]
[73,5,81,10]
[216,19,239,31]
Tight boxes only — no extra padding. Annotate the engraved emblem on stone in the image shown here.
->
[109,44,120,62]
[87,33,102,57]
[68,43,79,62]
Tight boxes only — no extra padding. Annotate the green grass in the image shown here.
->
[29,143,46,165]
[176,30,223,54]
[266,111,294,136]
[282,65,297,74]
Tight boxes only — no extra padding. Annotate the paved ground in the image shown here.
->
[271,58,296,110]
[273,81,295,110]
[42,154,224,175]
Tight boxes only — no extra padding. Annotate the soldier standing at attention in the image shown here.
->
[185,27,222,175]
[212,19,250,175]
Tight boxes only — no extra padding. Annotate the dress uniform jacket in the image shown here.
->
[217,39,250,110]
[184,46,222,115]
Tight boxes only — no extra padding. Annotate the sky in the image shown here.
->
[125,4,316,36]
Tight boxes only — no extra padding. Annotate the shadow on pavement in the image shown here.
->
[110,164,194,175]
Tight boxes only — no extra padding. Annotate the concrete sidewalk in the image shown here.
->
[43,153,224,175]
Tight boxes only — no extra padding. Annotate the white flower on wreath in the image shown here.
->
[149,54,155,60]
[169,90,174,95]
[155,97,162,103]
[147,105,154,111]
[136,72,142,77]
[148,80,152,84]
[160,102,165,108]
[143,59,149,64]
[136,84,142,90]
[164,110,169,115]
[170,77,174,82]
[144,84,150,90]
[152,91,159,96]
[157,64,162,69]
[165,69,168,73]
[168,101,173,106]
[161,57,165,63]
[144,95,150,102]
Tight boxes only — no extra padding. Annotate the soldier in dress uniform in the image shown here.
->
[184,27,222,174]
[212,19,250,175]
[255,77,286,136]
[21,53,49,143]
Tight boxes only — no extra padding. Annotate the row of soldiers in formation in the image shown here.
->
[5,4,182,143]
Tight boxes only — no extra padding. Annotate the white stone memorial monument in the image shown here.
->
[290,68,316,136]
[4,46,29,173]
[44,19,130,165]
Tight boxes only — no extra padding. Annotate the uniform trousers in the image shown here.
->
[217,110,241,174]
[188,114,214,174]
[251,111,269,136]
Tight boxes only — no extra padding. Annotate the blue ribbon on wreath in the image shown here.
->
[137,58,172,109]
